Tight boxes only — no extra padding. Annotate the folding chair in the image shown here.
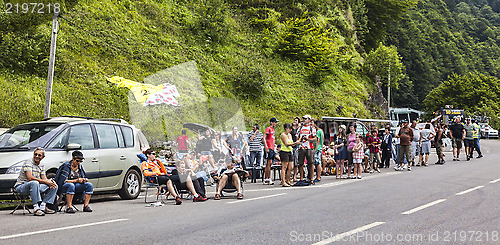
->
[10,188,32,215]
[143,175,167,203]
[215,169,246,198]
[56,193,80,212]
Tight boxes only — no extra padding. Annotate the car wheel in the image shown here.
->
[46,170,57,179]
[118,169,141,200]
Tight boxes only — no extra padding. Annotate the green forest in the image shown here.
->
[1,0,500,137]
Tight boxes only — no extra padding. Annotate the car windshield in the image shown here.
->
[0,123,64,149]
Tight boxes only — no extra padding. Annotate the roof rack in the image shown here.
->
[98,118,129,124]
[42,116,94,121]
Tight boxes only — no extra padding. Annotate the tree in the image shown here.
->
[424,72,500,118]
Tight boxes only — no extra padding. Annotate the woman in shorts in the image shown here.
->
[280,123,300,186]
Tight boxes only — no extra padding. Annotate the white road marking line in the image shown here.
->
[312,222,385,245]
[456,186,484,196]
[0,219,128,240]
[227,193,286,204]
[489,178,500,184]
[401,199,447,215]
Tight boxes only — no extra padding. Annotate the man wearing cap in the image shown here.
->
[14,147,58,216]
[54,150,94,213]
[248,124,265,183]
[296,115,317,181]
[264,118,278,185]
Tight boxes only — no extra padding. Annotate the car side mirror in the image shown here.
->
[66,143,82,151]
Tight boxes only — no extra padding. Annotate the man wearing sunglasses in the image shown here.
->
[14,147,58,216]
[54,150,94,213]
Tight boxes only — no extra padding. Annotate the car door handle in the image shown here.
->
[120,156,127,160]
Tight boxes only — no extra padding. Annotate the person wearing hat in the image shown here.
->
[263,117,279,185]
[296,115,317,181]
[54,150,94,213]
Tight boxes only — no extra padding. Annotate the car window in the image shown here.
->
[46,128,69,149]
[69,124,95,150]
[121,126,134,148]
[95,124,119,149]
[0,123,63,149]
[138,130,149,151]
[114,125,125,148]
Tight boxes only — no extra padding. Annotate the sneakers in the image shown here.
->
[175,196,182,205]
[34,209,45,216]
[369,170,374,173]
[263,179,274,185]
[237,193,244,199]
[407,166,412,171]
[313,179,321,182]
[65,207,76,214]
[477,155,483,158]
[375,168,380,173]
[453,158,457,161]
[357,176,362,179]
[44,207,56,214]
[214,194,221,200]
[83,205,93,212]
[193,195,207,202]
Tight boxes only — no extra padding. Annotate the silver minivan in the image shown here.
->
[0,117,149,199]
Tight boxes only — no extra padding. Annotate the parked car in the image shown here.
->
[0,117,149,199]
[479,123,499,139]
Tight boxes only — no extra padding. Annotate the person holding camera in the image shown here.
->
[54,151,94,213]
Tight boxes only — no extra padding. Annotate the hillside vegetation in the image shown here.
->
[1,0,410,139]
[2,0,500,140]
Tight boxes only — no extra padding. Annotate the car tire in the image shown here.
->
[118,169,141,200]
[46,170,57,179]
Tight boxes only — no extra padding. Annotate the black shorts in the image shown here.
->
[464,139,474,148]
[265,149,277,160]
[279,151,293,162]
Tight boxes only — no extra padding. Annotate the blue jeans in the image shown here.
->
[15,180,58,205]
[61,182,94,195]
[249,151,262,167]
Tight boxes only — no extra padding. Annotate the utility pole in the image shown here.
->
[388,62,391,110]
[44,13,59,118]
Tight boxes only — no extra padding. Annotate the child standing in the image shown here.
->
[352,135,365,179]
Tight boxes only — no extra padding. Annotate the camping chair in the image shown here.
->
[215,169,247,197]
[56,193,80,212]
[10,188,32,215]
[143,174,168,204]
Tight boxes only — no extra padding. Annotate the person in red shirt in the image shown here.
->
[264,117,278,185]
[175,130,190,153]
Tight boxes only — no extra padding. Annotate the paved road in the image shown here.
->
[1,140,499,244]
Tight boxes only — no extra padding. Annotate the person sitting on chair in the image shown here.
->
[14,147,58,216]
[214,155,247,200]
[175,160,207,199]
[142,149,206,203]
[54,150,93,213]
